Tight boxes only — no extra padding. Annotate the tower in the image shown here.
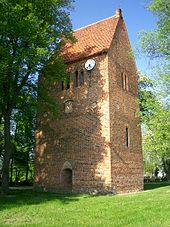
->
[35,9,144,194]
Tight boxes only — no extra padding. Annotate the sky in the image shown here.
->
[69,0,158,74]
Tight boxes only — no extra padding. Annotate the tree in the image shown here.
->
[138,73,170,181]
[142,101,170,180]
[0,0,74,194]
[138,0,170,181]
[139,0,170,60]
[138,0,170,103]
[138,73,155,123]
[0,92,35,185]
[138,74,158,177]
[11,92,36,184]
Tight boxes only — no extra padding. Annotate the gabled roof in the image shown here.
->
[60,12,121,63]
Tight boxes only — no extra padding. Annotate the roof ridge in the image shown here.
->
[74,15,117,32]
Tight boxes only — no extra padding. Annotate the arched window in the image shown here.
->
[74,71,79,87]
[66,75,70,89]
[74,70,84,87]
[79,70,84,86]
[122,73,128,91]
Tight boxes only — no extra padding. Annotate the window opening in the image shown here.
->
[79,70,84,86]
[125,75,128,91]
[122,73,128,91]
[66,75,70,89]
[61,81,65,90]
[122,73,126,90]
[126,127,129,147]
[75,71,79,87]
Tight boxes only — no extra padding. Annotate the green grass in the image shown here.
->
[0,183,170,227]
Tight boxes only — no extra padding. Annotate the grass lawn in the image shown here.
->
[0,183,170,227]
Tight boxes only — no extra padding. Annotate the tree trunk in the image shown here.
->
[15,168,17,185]
[166,161,170,183]
[10,157,13,184]
[25,150,29,183]
[163,158,170,183]
[1,110,11,195]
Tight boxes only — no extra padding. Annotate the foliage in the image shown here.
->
[138,73,170,179]
[138,0,170,104]
[0,89,36,184]
[0,184,170,226]
[138,73,155,122]
[138,0,170,60]
[0,0,73,116]
[138,0,170,180]
[142,103,170,178]
[138,0,170,105]
[0,0,74,194]
[11,93,36,183]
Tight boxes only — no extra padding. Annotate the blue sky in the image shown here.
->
[70,0,157,73]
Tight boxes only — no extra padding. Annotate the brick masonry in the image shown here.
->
[34,11,144,194]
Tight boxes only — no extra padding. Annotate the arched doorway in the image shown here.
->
[61,168,72,192]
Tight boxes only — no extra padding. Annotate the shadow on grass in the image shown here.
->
[0,187,84,212]
[144,182,170,191]
[1,183,169,212]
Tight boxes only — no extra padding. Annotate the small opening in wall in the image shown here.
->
[122,73,129,91]
[126,127,129,147]
[75,71,79,87]
[125,75,129,91]
[61,81,65,90]
[121,72,125,89]
[66,75,70,89]
[79,70,84,86]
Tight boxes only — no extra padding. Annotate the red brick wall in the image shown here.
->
[35,54,113,193]
[108,19,143,193]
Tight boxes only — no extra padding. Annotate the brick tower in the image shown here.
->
[35,9,144,194]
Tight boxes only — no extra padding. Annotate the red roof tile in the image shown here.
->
[60,15,120,63]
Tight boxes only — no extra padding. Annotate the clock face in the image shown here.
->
[85,59,95,71]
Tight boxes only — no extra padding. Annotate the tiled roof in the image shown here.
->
[60,15,120,63]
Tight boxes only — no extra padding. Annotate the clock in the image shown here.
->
[85,59,96,71]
